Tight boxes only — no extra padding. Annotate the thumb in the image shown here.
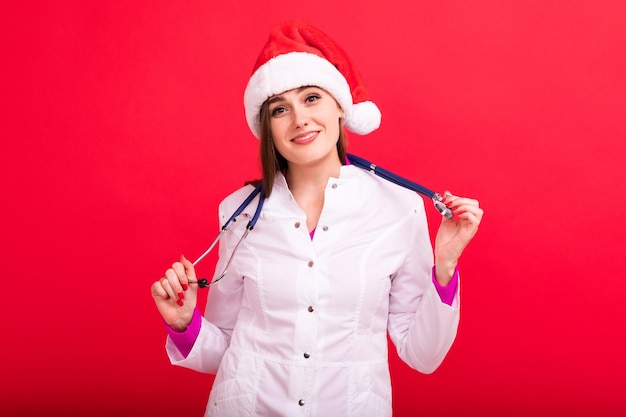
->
[180,254,196,276]
[179,255,201,308]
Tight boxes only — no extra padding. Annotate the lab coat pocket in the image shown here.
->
[208,377,256,417]
[206,351,259,417]
[355,393,392,417]
[209,382,254,417]
[349,363,392,417]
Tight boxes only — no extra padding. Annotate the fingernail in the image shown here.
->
[182,284,188,291]
[176,299,184,306]
[178,292,184,300]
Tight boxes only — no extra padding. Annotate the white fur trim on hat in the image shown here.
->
[344,100,381,135]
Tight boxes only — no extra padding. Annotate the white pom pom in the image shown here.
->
[344,101,382,135]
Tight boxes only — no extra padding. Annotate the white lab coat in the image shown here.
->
[166,165,460,417]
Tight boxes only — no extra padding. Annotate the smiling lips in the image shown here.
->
[291,131,319,144]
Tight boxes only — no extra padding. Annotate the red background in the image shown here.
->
[2,1,625,416]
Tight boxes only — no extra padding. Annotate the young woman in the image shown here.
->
[151,19,483,417]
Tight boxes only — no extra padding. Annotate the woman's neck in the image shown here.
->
[285,156,342,194]
[285,156,342,232]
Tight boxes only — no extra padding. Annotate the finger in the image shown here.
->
[171,261,187,286]
[150,280,169,300]
[452,201,481,213]
[469,205,484,222]
[455,209,484,237]
[455,210,480,225]
[164,269,184,304]
[453,202,483,219]
[180,254,197,282]
[443,192,474,213]
[452,205,483,223]
[448,197,479,209]
[172,260,194,298]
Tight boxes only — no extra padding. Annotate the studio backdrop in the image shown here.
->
[1,1,625,416]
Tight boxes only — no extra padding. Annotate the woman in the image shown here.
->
[151,20,483,417]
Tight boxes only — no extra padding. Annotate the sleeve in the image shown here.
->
[432,266,459,306]
[165,191,249,374]
[386,198,460,374]
[165,308,202,358]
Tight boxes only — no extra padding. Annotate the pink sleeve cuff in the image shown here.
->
[165,308,202,358]
[432,266,459,306]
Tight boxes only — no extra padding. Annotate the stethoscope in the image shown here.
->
[189,153,452,288]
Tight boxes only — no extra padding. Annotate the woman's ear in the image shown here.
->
[336,102,345,119]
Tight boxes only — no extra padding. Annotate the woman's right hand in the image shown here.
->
[151,254,198,331]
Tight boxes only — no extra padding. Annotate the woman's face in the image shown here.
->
[267,86,343,169]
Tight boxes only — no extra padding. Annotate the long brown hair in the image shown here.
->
[256,99,347,196]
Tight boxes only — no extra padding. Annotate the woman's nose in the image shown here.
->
[292,106,309,128]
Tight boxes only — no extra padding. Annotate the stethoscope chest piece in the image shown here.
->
[433,193,454,219]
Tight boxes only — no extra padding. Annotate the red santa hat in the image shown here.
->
[244,20,382,139]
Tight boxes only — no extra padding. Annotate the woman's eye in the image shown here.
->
[271,106,286,117]
[305,94,321,103]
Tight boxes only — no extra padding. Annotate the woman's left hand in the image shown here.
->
[434,192,484,285]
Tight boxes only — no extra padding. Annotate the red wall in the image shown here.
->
[2,1,625,416]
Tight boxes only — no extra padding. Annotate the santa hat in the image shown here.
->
[244,20,381,139]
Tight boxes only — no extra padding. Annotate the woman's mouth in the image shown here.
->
[291,131,319,144]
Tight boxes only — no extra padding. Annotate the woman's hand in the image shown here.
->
[434,192,484,285]
[150,254,199,331]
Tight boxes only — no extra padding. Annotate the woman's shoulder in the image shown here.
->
[218,183,259,215]
[348,165,425,208]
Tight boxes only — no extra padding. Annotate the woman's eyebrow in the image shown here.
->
[267,96,284,105]
[268,86,316,105]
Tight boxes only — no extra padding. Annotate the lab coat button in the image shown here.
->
[307,306,314,312]
[298,399,305,406]
[304,352,310,358]
[331,183,338,189]
[308,260,314,267]
[322,225,328,231]
[294,221,301,228]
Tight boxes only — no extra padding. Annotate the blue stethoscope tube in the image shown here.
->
[346,154,453,220]
[190,184,265,288]
[190,154,451,288]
